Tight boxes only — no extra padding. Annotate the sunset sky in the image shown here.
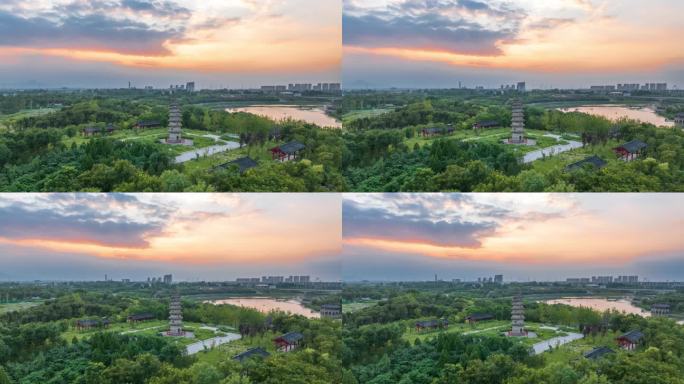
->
[0,193,341,281]
[0,0,341,89]
[342,193,684,281]
[343,0,684,89]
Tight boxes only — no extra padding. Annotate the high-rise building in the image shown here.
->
[592,276,613,284]
[615,275,639,283]
[494,274,503,283]
[516,82,526,92]
[186,82,195,92]
[163,274,173,284]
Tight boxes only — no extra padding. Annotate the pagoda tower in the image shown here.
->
[509,295,526,336]
[509,99,525,144]
[167,294,184,336]
[167,102,182,143]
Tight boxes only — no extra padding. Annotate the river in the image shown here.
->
[211,297,320,318]
[227,105,341,128]
[544,297,651,317]
[558,105,674,127]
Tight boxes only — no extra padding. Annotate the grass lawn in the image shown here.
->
[402,320,510,343]
[0,108,59,130]
[342,108,393,124]
[0,301,43,314]
[401,320,575,347]
[342,300,380,314]
[544,331,622,364]
[531,140,621,173]
[61,320,231,346]
[180,140,278,173]
[194,332,279,365]
[62,128,226,156]
[403,128,567,155]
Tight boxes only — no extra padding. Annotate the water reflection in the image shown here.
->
[558,105,674,127]
[544,297,651,317]
[211,297,319,318]
[227,105,341,128]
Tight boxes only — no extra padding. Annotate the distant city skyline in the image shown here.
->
[343,0,684,89]
[342,194,684,282]
[0,0,341,89]
[0,193,341,281]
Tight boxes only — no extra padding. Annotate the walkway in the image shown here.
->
[186,333,241,355]
[531,332,584,355]
[523,134,583,163]
[174,133,240,163]
[120,325,163,334]
[463,325,507,335]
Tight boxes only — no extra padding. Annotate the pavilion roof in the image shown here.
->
[416,319,448,327]
[474,120,499,127]
[127,312,155,321]
[215,157,258,173]
[233,347,270,362]
[321,303,342,310]
[618,330,644,343]
[565,155,607,171]
[136,120,161,126]
[583,346,614,360]
[616,140,647,153]
[276,332,303,344]
[466,313,495,321]
[277,141,306,154]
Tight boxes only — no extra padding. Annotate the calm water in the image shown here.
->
[211,297,319,318]
[544,297,651,317]
[227,105,341,128]
[558,105,674,127]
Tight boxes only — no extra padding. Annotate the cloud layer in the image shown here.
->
[343,0,684,88]
[0,1,190,55]
[344,0,522,56]
[342,193,684,281]
[0,0,341,88]
[0,193,342,281]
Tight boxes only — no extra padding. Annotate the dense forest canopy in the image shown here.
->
[340,90,684,192]
[0,90,345,192]
[0,283,342,384]
[341,283,684,384]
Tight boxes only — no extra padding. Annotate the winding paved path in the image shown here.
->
[531,332,584,355]
[174,133,240,163]
[185,333,241,355]
[523,134,583,163]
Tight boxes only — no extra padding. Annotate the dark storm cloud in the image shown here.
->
[342,199,497,248]
[343,0,523,55]
[0,1,191,55]
[0,194,169,248]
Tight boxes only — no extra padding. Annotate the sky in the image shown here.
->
[342,193,684,282]
[0,0,341,89]
[343,0,684,89]
[0,193,341,281]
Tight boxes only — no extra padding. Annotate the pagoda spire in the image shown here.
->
[508,294,527,336]
[167,293,184,336]
[167,101,183,144]
[509,99,525,144]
